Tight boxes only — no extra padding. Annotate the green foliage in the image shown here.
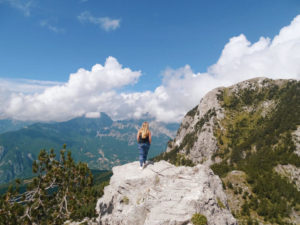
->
[174,154,195,167]
[191,213,207,225]
[246,218,253,225]
[167,139,173,148]
[227,181,233,189]
[92,170,112,185]
[153,147,194,167]
[186,105,198,117]
[180,131,197,154]
[153,146,181,163]
[217,197,226,209]
[210,161,233,178]
[215,80,300,223]
[241,201,250,216]
[0,146,110,224]
[122,196,129,205]
[193,108,216,137]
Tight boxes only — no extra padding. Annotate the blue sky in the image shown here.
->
[0,0,300,122]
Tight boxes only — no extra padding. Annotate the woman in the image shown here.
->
[137,122,152,169]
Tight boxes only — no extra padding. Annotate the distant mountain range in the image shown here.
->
[0,119,33,134]
[0,113,179,184]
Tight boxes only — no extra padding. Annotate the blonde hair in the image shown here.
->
[139,122,149,139]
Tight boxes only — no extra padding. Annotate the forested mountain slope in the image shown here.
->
[0,119,33,134]
[156,77,300,224]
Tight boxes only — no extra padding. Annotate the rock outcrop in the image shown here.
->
[293,126,300,157]
[274,164,300,191]
[166,87,225,166]
[95,161,236,225]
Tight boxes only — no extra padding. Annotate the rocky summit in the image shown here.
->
[95,160,237,225]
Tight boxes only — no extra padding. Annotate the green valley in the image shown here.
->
[0,113,178,184]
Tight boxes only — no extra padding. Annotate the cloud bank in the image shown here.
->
[1,15,300,122]
[1,57,140,121]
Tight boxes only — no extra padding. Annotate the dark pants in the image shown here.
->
[138,143,150,166]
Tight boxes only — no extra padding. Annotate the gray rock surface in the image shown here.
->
[292,126,300,157]
[65,218,98,225]
[166,87,225,166]
[96,161,236,225]
[274,164,300,191]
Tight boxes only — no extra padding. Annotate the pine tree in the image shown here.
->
[0,145,94,225]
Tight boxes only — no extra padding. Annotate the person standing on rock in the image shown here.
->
[137,122,152,169]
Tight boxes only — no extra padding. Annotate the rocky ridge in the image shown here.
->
[95,161,236,225]
[166,77,299,166]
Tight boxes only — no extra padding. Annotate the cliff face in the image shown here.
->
[159,77,300,224]
[95,161,236,225]
[166,87,225,166]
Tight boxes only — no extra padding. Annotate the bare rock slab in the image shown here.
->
[96,161,237,225]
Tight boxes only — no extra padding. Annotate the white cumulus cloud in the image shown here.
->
[209,15,300,82]
[78,11,121,31]
[1,15,300,122]
[120,15,300,122]
[1,57,141,121]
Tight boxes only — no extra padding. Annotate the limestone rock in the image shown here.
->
[96,161,237,225]
[292,126,300,157]
[166,86,225,166]
[64,218,98,225]
[274,164,300,191]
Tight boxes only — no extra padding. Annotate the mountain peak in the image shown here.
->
[65,112,113,128]
[158,77,300,224]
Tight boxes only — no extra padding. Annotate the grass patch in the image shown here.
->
[122,196,129,205]
[191,213,207,225]
[217,197,226,209]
